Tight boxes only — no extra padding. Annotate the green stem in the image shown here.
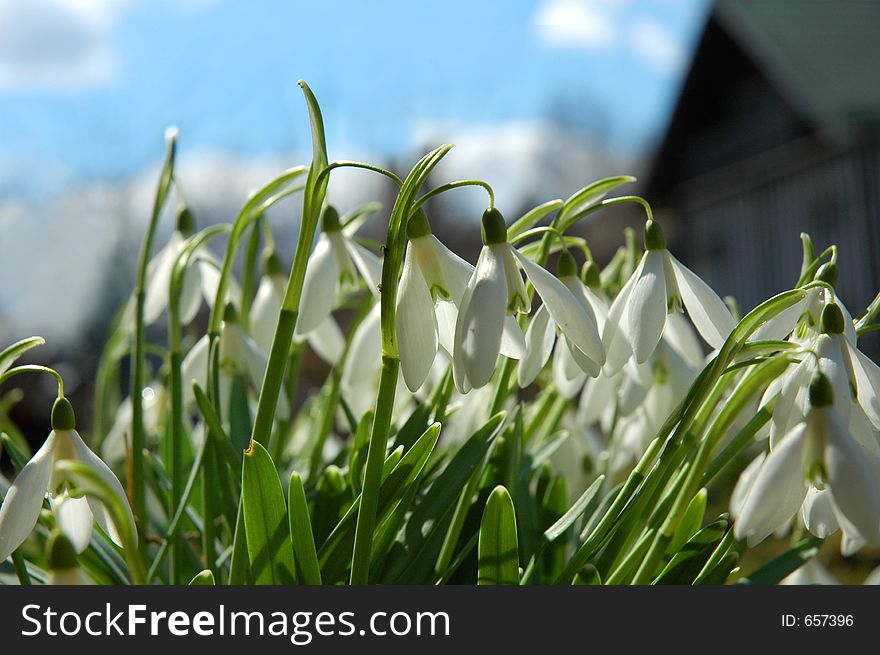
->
[130,131,177,530]
[350,355,400,584]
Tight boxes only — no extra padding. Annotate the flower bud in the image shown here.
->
[321,205,341,232]
[581,261,601,288]
[643,219,666,251]
[51,396,76,431]
[223,301,239,324]
[820,303,845,335]
[263,250,284,277]
[808,372,834,408]
[481,207,507,245]
[814,262,838,286]
[556,250,577,279]
[407,209,432,240]
[176,206,195,236]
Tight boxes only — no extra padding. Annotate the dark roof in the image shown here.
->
[645,0,880,198]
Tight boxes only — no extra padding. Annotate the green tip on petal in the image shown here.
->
[481,207,507,245]
[407,209,433,239]
[581,261,601,288]
[820,303,845,335]
[556,250,577,279]
[263,250,284,277]
[809,372,834,408]
[321,205,341,232]
[815,262,839,286]
[643,219,666,251]
[51,396,76,431]
[47,529,79,571]
[223,301,239,324]
[176,206,195,236]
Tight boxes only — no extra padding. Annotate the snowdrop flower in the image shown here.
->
[102,382,165,463]
[733,372,880,548]
[518,254,605,394]
[780,558,839,585]
[603,219,735,372]
[763,303,875,445]
[396,211,475,392]
[251,252,344,366]
[183,303,289,419]
[0,397,135,562]
[128,207,232,328]
[294,205,382,339]
[454,208,604,393]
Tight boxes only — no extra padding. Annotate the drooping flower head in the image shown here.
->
[453,208,605,393]
[603,219,736,373]
[0,397,135,562]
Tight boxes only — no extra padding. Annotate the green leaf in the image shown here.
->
[0,337,44,376]
[667,488,707,555]
[228,499,251,584]
[241,440,295,584]
[545,476,605,543]
[541,476,569,580]
[188,570,216,585]
[507,199,564,240]
[318,423,441,582]
[349,409,373,494]
[288,471,322,585]
[736,537,823,585]
[478,486,519,585]
[388,413,505,583]
[557,175,637,229]
[654,516,729,585]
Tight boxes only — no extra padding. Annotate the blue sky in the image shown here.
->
[0,0,709,197]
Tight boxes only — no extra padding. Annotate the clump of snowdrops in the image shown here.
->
[2,82,880,586]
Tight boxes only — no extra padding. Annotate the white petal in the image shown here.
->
[68,430,137,548]
[602,260,640,375]
[822,409,880,545]
[295,235,339,336]
[577,372,615,426]
[0,433,57,561]
[566,339,602,379]
[429,235,474,304]
[730,452,766,518]
[734,424,808,546]
[346,240,383,298]
[198,259,239,308]
[181,334,210,408]
[499,316,526,360]
[668,253,735,349]
[250,276,283,355]
[306,316,345,366]
[661,312,705,369]
[816,334,852,424]
[342,304,382,402]
[179,262,204,325]
[435,301,458,356]
[750,295,809,342]
[142,234,182,325]
[499,245,528,313]
[801,486,839,539]
[517,305,555,387]
[769,355,813,448]
[850,347,880,430]
[453,246,507,390]
[50,491,94,553]
[397,246,439,392]
[553,338,587,398]
[512,248,604,366]
[624,250,666,364]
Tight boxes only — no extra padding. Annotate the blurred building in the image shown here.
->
[645,0,880,317]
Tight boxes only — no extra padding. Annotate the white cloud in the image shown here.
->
[630,19,685,74]
[410,120,620,219]
[535,0,617,49]
[0,0,128,91]
[0,148,390,345]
